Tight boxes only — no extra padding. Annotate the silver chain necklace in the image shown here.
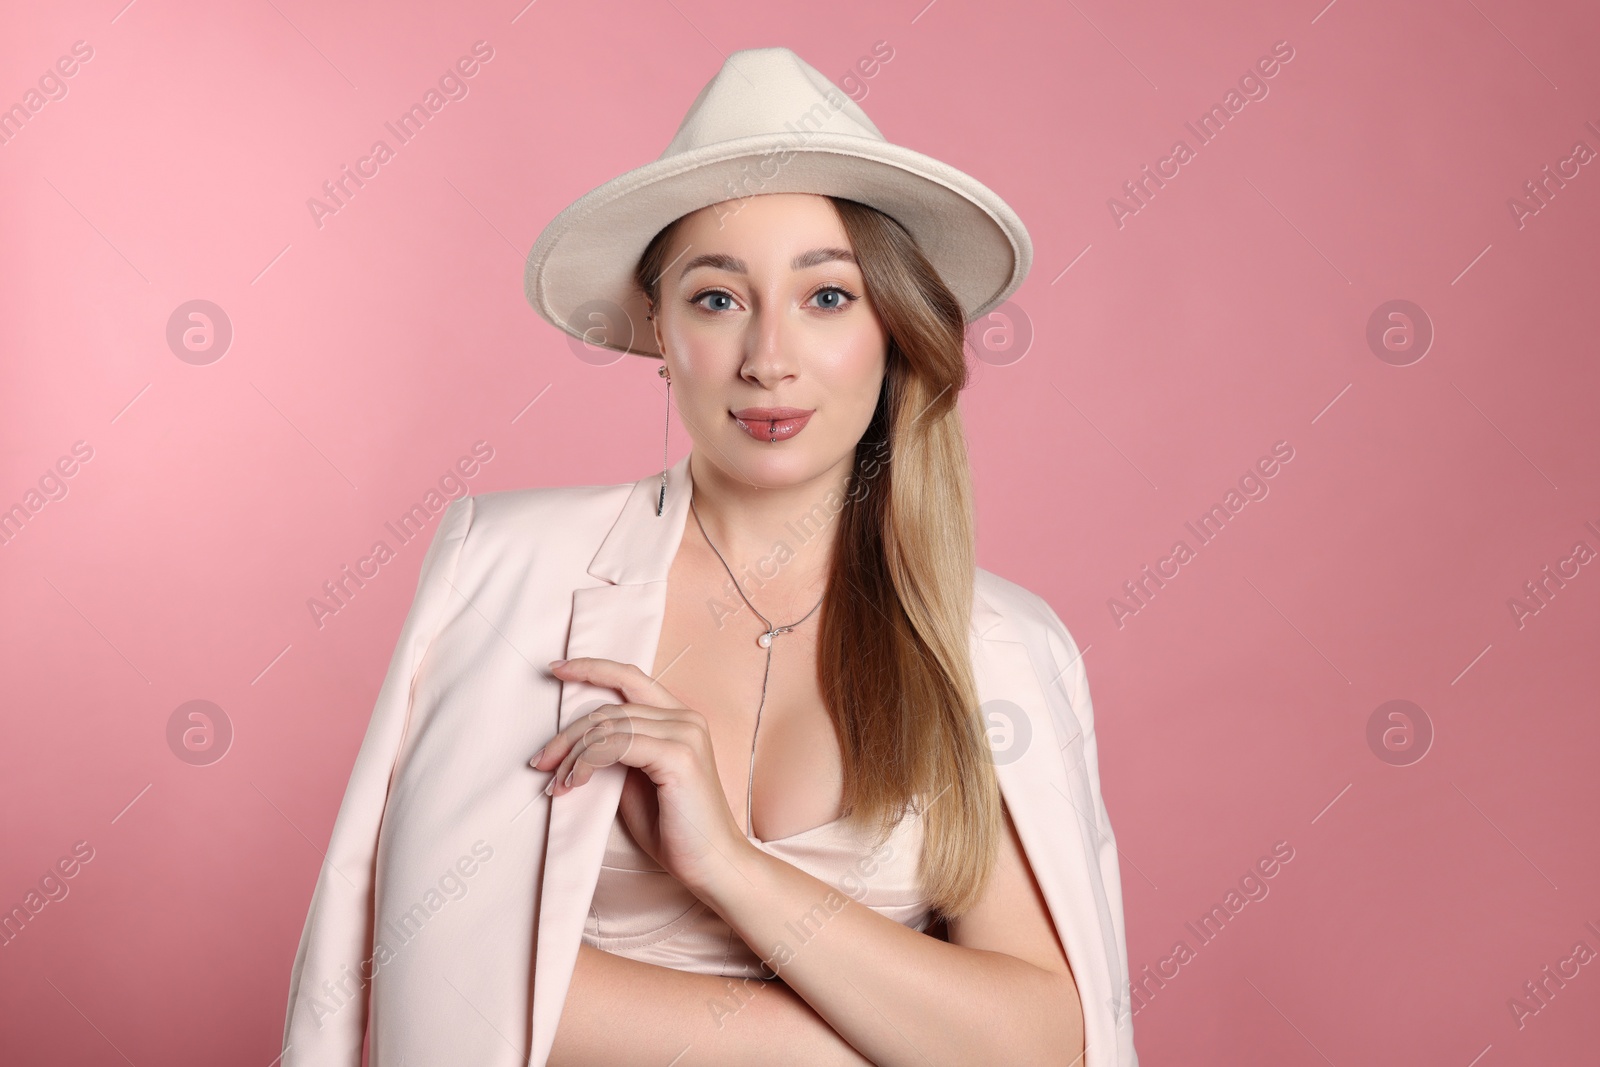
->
[688,493,826,839]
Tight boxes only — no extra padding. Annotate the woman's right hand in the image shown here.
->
[532,656,761,898]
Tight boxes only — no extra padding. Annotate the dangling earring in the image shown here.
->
[656,361,670,517]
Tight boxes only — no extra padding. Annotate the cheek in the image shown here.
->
[665,325,741,379]
[670,378,717,421]
[834,336,887,411]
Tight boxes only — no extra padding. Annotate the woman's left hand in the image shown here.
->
[533,656,754,896]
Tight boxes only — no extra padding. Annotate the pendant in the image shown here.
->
[757,626,794,649]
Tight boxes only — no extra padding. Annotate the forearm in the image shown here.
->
[548,941,875,1067]
[701,848,1080,1067]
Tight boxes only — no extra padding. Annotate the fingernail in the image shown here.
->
[564,768,575,788]
[543,777,556,796]
[530,747,546,767]
[548,658,567,668]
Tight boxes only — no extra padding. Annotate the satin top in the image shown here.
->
[582,797,936,980]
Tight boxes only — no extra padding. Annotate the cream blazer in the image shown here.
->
[282,453,1139,1066]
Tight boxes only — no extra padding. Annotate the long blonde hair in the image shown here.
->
[634,196,1000,920]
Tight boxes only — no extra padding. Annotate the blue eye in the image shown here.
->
[693,289,738,312]
[810,285,858,311]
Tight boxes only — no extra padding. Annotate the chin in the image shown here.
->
[721,440,833,486]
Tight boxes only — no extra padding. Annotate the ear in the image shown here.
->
[648,303,667,359]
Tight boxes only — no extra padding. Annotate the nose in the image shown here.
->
[739,306,798,388]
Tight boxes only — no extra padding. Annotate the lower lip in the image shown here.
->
[732,412,813,442]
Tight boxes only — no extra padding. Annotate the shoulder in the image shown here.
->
[975,566,1078,650]
[469,477,632,527]
[974,565,1092,704]
[444,475,635,565]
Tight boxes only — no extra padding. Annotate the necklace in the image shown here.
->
[688,493,826,839]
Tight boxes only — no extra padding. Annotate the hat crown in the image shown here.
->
[658,47,884,160]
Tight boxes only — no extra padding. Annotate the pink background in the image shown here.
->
[3,1,1598,1063]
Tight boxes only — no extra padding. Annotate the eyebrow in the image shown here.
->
[679,247,857,277]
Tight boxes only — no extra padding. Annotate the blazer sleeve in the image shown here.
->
[281,494,475,1064]
[1039,599,1139,1063]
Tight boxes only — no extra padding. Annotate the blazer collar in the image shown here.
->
[582,451,1009,639]
[585,452,694,586]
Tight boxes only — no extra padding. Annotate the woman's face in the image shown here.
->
[648,192,888,491]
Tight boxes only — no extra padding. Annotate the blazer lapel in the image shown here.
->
[529,453,692,1066]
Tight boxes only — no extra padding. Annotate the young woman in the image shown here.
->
[283,47,1137,1067]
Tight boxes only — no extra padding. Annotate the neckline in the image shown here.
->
[746,800,922,847]
[746,812,849,847]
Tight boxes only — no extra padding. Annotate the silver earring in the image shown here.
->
[656,362,670,517]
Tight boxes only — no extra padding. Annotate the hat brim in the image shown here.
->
[524,133,1033,359]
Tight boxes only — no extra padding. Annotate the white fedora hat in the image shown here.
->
[523,46,1033,360]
